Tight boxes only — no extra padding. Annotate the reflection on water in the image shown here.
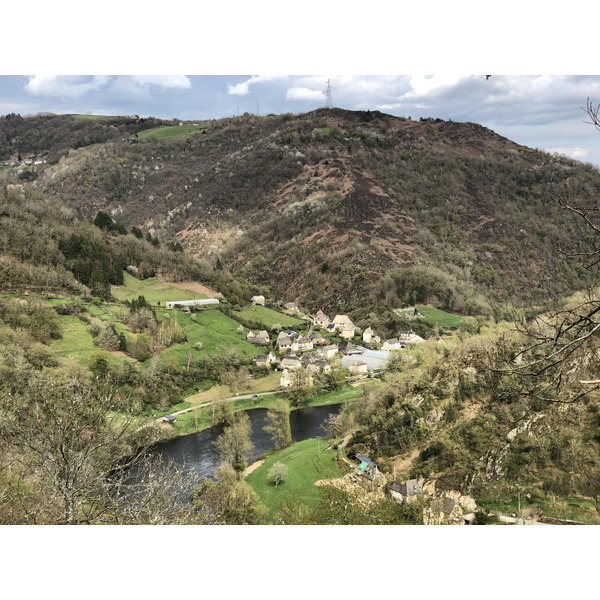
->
[154,404,341,481]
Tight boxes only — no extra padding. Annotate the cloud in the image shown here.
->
[227,75,287,96]
[129,75,191,89]
[286,87,325,102]
[25,75,111,99]
[551,147,589,160]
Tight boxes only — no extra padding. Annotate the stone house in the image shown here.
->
[280,357,302,370]
[388,479,423,504]
[381,338,402,351]
[339,324,356,339]
[251,295,265,305]
[399,330,426,344]
[247,330,270,345]
[314,310,331,328]
[322,344,339,359]
[349,360,368,375]
[255,351,278,369]
[363,327,374,343]
[310,332,326,345]
[280,367,313,389]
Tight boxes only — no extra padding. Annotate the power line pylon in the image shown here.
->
[325,79,333,109]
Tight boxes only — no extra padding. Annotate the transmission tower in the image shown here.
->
[325,79,333,109]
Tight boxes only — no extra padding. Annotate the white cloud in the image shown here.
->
[227,75,287,96]
[25,75,111,99]
[551,147,589,160]
[286,87,325,102]
[129,75,191,89]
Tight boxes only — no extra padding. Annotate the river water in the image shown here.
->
[154,403,341,482]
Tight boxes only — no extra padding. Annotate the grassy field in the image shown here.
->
[111,272,209,305]
[136,125,209,141]
[477,494,600,524]
[415,305,463,328]
[233,305,306,329]
[246,438,345,521]
[72,114,115,120]
[157,307,261,364]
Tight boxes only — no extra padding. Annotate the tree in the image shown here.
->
[497,100,600,411]
[267,462,288,487]
[213,411,254,473]
[263,398,292,450]
[0,371,170,524]
[287,368,315,408]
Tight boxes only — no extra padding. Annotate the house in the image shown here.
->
[322,344,339,359]
[280,357,302,370]
[255,351,278,369]
[295,335,314,352]
[332,315,354,330]
[363,327,374,343]
[276,333,294,352]
[381,338,402,351]
[279,369,293,388]
[280,367,313,388]
[339,324,356,339]
[247,330,270,345]
[160,414,177,424]
[310,332,326,345]
[251,295,265,305]
[399,330,426,344]
[284,302,299,311]
[337,340,355,354]
[165,299,219,309]
[314,310,331,328]
[349,360,368,375]
[388,479,423,504]
[356,455,379,481]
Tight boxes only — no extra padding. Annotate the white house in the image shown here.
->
[251,295,266,305]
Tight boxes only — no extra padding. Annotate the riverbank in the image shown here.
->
[164,380,381,438]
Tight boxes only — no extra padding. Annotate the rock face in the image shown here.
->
[422,491,478,525]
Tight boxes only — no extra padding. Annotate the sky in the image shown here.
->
[3,74,600,166]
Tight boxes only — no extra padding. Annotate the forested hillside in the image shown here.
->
[9,107,597,319]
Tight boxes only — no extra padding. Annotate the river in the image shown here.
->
[154,403,342,482]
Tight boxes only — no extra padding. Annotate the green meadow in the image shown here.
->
[415,305,463,328]
[136,124,209,141]
[72,114,115,120]
[111,272,209,305]
[246,438,345,521]
[233,305,305,329]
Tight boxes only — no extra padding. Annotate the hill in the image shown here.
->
[9,107,596,322]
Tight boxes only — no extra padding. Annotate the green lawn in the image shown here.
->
[246,438,345,521]
[477,494,600,524]
[112,272,209,305]
[415,305,463,328]
[136,124,209,141]
[72,114,115,120]
[233,305,306,329]
[51,315,95,353]
[157,307,262,365]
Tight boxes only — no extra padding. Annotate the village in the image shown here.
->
[245,294,426,390]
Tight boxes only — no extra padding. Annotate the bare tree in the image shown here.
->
[497,99,600,411]
[0,371,204,524]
